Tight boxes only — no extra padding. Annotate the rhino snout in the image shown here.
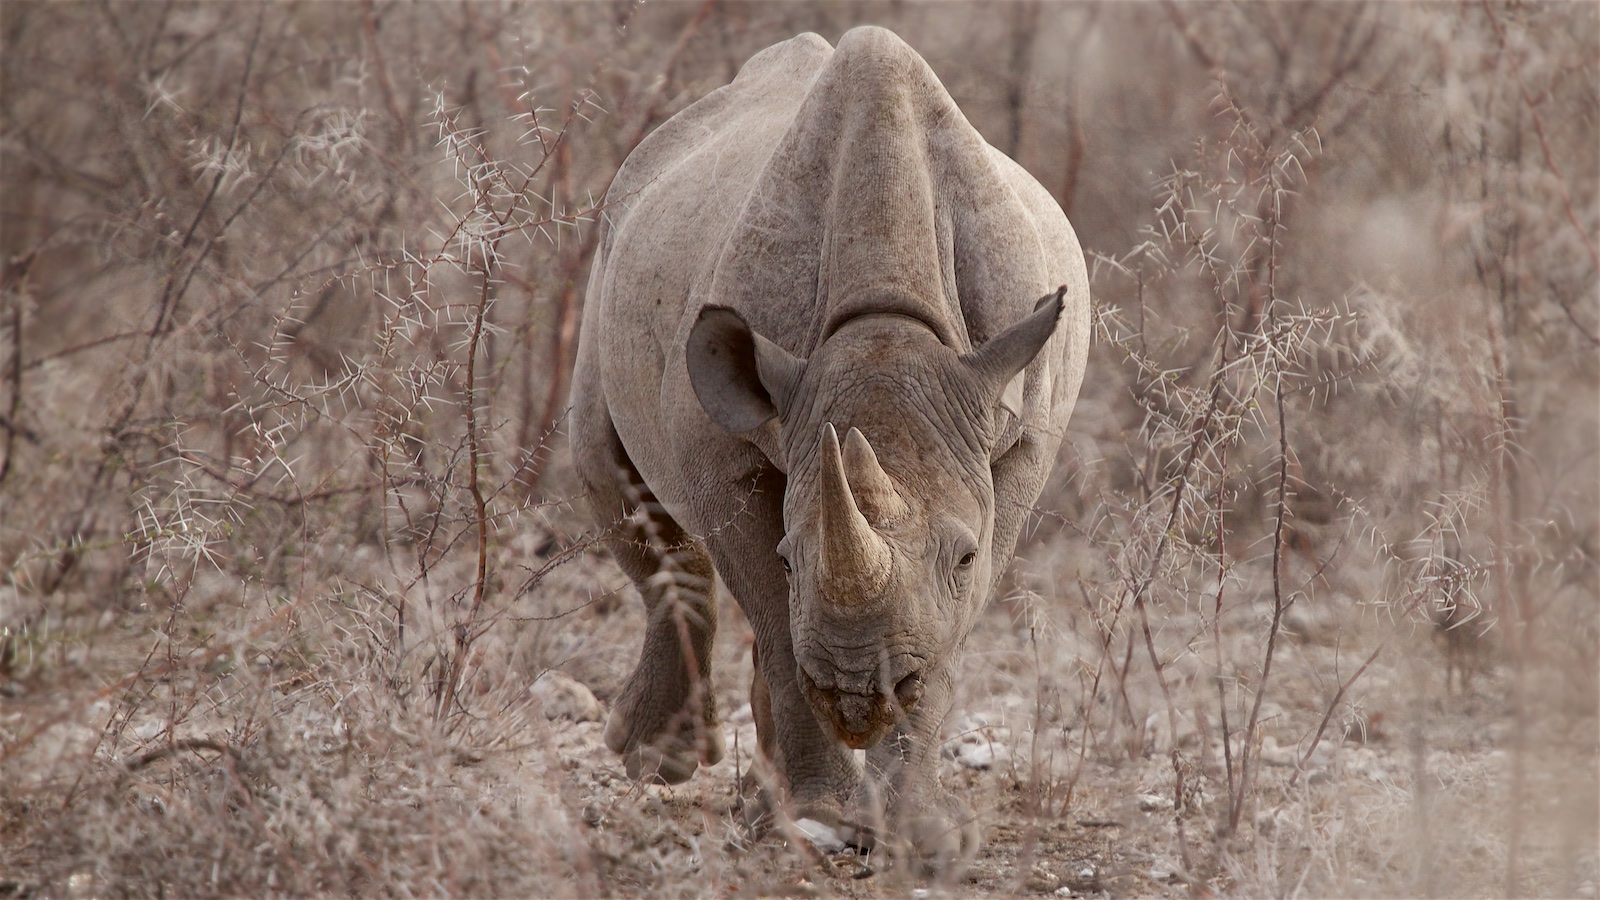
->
[799,664,925,749]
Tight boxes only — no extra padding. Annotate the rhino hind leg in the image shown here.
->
[738,640,780,799]
[573,415,723,785]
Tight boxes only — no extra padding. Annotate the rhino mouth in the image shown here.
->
[799,666,926,749]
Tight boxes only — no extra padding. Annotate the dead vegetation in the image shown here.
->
[2,2,1595,897]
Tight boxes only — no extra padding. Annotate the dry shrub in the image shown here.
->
[3,2,1595,897]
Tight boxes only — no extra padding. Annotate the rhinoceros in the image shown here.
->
[569,26,1089,868]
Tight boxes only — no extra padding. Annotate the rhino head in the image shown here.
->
[687,294,1062,748]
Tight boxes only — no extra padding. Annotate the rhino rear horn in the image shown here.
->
[962,286,1065,399]
[687,306,805,433]
[819,423,893,601]
[841,427,907,525]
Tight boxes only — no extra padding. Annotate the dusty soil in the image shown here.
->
[3,510,1594,899]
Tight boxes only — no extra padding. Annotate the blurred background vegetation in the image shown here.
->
[2,2,1595,896]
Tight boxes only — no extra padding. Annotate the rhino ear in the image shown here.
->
[963,287,1064,401]
[687,306,805,433]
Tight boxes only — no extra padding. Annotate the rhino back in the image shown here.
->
[714,30,1080,338]
[585,26,1088,527]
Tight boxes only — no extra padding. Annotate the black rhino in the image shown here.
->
[569,25,1089,870]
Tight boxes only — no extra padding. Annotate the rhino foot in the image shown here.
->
[604,675,723,785]
[738,785,872,855]
[889,793,982,879]
[782,789,979,879]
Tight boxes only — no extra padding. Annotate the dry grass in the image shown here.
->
[3,2,1595,897]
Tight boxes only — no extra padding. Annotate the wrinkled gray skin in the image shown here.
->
[569,27,1088,872]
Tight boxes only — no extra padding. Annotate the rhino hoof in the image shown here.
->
[604,704,725,785]
[621,742,700,785]
[893,799,982,878]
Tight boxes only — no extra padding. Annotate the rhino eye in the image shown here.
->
[779,554,792,575]
[956,551,976,569]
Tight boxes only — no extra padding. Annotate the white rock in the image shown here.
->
[67,872,95,900]
[1137,793,1174,812]
[957,738,1009,770]
[1141,709,1200,752]
[1283,602,1338,643]
[949,712,990,733]
[530,671,604,723]
[1259,735,1299,767]
[794,817,847,853]
[941,714,1012,770]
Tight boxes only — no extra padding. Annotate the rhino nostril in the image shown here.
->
[893,671,925,711]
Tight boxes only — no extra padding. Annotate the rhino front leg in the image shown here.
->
[704,470,862,823]
[574,414,723,785]
[863,666,981,875]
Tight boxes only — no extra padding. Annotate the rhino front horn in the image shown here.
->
[818,423,893,601]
